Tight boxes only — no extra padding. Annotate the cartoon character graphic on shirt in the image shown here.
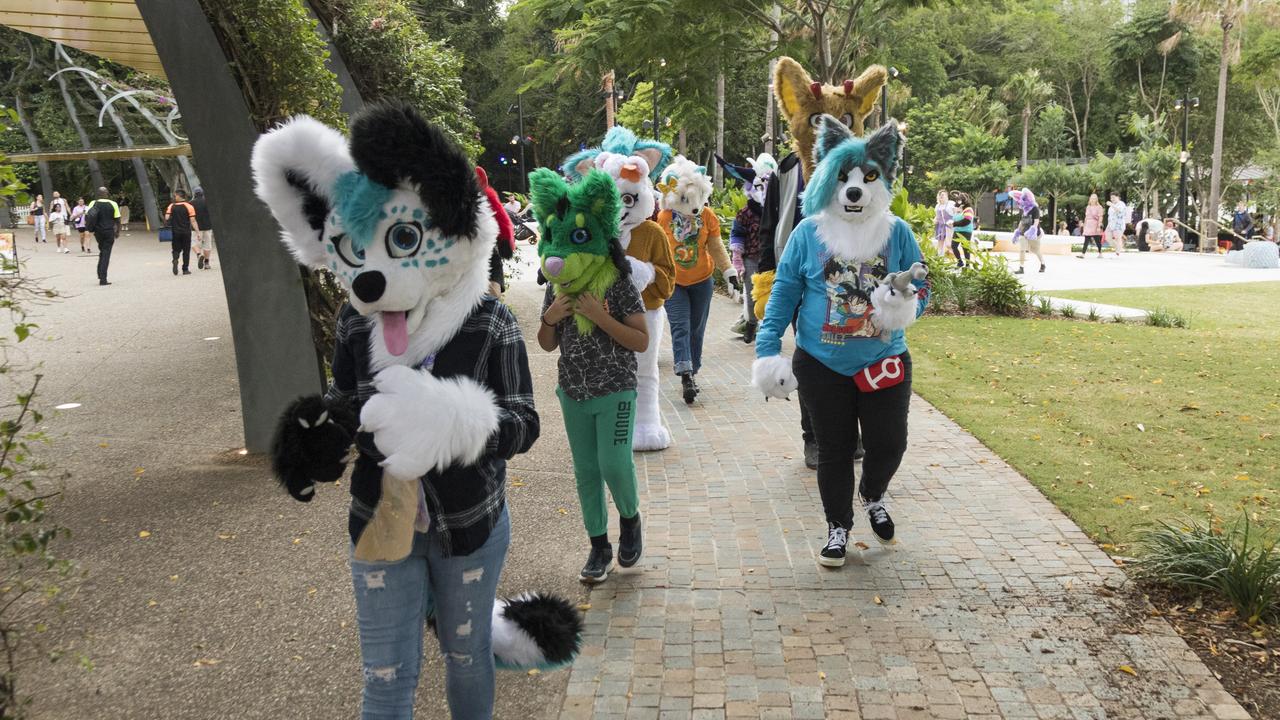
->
[820,253,887,341]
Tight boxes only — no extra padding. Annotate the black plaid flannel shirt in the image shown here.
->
[325,298,539,557]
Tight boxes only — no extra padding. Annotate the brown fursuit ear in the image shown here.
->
[774,56,816,122]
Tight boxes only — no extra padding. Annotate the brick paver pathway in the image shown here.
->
[543,284,1248,720]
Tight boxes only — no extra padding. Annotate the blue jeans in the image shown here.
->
[351,507,510,720]
[666,277,713,375]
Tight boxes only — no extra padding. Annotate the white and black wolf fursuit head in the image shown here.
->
[251,101,581,671]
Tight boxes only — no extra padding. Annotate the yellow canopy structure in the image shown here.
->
[0,0,164,77]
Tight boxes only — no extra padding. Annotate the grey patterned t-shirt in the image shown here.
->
[543,277,644,401]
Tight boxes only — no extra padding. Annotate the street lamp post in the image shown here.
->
[508,95,528,194]
[1174,93,1199,249]
[653,58,666,143]
[880,67,899,127]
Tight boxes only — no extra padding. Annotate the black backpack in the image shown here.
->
[84,201,106,234]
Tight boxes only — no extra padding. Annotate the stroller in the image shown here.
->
[510,207,540,245]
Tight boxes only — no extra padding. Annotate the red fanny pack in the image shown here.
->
[854,355,906,392]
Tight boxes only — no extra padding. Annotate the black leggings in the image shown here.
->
[793,348,911,529]
[1081,235,1103,255]
[951,233,972,264]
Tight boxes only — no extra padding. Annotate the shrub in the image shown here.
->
[1060,303,1077,319]
[1087,306,1101,322]
[1131,516,1280,624]
[1147,306,1190,329]
[953,274,974,312]
[1112,312,1126,323]
[972,255,1029,315]
[1036,295,1052,315]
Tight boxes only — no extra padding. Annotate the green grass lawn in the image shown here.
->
[910,282,1280,552]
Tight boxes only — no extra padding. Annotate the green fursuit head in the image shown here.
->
[529,167,630,334]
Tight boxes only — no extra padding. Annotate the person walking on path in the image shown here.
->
[29,195,46,244]
[533,169,650,585]
[933,190,955,255]
[1105,193,1128,255]
[1010,188,1044,274]
[191,187,215,270]
[84,188,119,285]
[164,189,199,276]
[657,157,740,405]
[70,197,91,253]
[48,198,70,254]
[950,193,975,268]
[1079,193,1104,257]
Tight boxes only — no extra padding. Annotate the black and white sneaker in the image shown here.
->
[863,497,896,544]
[803,441,819,470]
[618,514,642,568]
[579,546,613,585]
[818,523,849,567]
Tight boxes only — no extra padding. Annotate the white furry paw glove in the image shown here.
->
[360,365,500,479]
[751,355,796,401]
[627,257,656,293]
[723,266,742,303]
[870,279,921,332]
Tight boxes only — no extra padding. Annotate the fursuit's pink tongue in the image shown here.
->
[381,311,408,356]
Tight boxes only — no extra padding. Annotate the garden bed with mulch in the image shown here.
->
[1140,584,1278,719]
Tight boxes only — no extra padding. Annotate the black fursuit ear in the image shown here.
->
[815,114,855,165]
[866,119,904,185]
[348,102,479,238]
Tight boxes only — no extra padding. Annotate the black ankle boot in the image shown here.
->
[681,373,699,404]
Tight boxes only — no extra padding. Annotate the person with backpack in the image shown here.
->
[164,189,200,276]
[84,188,120,285]
[950,193,976,269]
[191,188,215,270]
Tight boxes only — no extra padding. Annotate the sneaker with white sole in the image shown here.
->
[863,497,895,544]
[818,522,849,567]
[579,545,613,584]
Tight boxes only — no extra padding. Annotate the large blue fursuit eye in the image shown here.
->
[570,228,590,245]
[385,221,423,258]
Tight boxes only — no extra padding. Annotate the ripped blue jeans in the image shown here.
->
[351,507,510,720]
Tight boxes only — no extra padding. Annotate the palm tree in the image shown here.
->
[1002,69,1055,168]
[1170,0,1268,250]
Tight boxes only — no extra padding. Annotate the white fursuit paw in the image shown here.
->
[360,365,499,479]
[632,423,671,452]
[870,282,920,332]
[627,257,656,293]
[751,355,796,401]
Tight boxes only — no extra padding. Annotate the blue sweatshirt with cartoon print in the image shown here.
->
[755,215,928,376]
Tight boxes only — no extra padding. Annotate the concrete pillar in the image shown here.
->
[135,0,323,452]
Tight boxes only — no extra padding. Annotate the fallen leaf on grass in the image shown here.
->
[1136,423,1145,432]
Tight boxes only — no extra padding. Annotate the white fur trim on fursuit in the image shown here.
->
[250,115,356,267]
[751,354,796,401]
[869,282,919,332]
[813,210,893,263]
[360,365,500,478]
[627,257,656,293]
[491,599,546,668]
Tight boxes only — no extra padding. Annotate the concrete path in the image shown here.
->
[997,249,1280,292]
[14,228,1245,719]
[1042,297,1148,322]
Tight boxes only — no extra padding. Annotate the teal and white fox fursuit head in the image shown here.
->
[803,115,903,261]
[251,102,497,371]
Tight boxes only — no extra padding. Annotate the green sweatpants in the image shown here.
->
[557,388,640,538]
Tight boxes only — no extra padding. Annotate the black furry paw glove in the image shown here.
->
[271,395,357,502]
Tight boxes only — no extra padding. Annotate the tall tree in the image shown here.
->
[1002,69,1054,168]
[1170,0,1269,250]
